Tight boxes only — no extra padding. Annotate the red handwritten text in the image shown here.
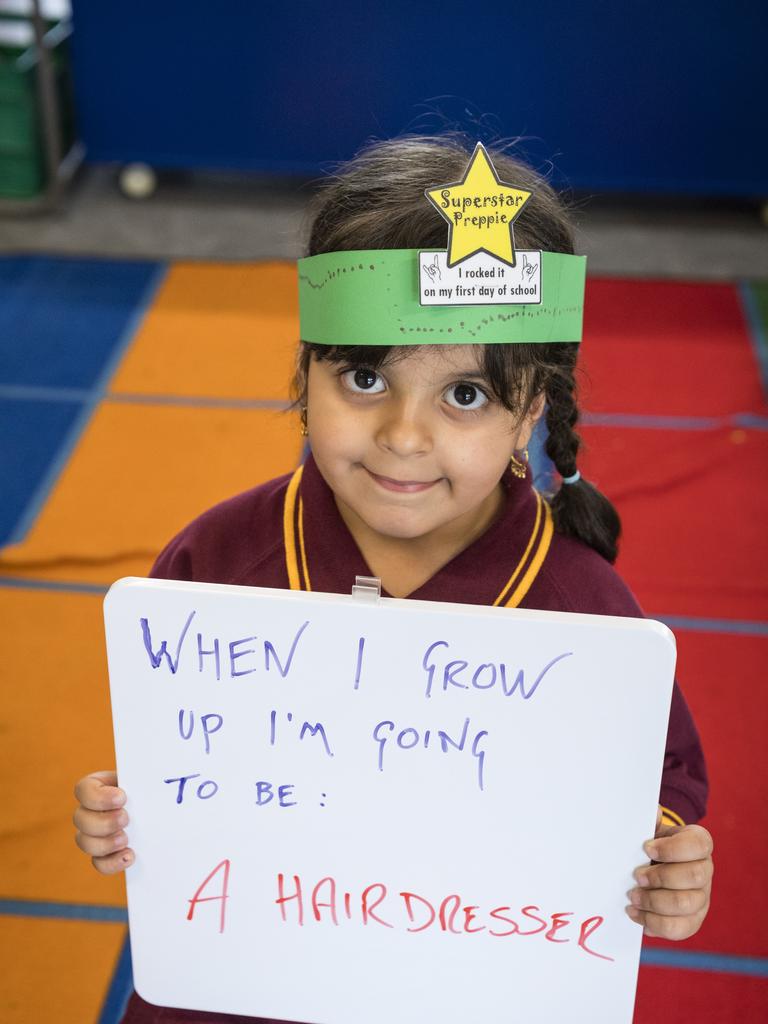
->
[274,873,614,961]
[186,858,231,934]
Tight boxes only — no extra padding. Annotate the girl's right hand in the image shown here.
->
[73,770,134,874]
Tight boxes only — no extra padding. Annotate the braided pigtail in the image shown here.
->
[543,345,621,563]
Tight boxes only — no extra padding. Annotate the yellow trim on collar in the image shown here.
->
[297,495,311,591]
[493,490,543,607]
[503,497,553,608]
[492,491,553,608]
[660,806,686,828]
[283,465,305,590]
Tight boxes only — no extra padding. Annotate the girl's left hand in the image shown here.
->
[626,807,714,940]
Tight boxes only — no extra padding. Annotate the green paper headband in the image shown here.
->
[298,249,586,346]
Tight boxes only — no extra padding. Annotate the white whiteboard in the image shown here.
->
[104,577,676,1024]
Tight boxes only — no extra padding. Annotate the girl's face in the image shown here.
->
[307,345,544,544]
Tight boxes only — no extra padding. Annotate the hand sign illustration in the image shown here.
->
[522,254,537,280]
[423,253,442,283]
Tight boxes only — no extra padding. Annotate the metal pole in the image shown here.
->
[30,0,62,202]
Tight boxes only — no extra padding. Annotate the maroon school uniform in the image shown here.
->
[121,453,707,1024]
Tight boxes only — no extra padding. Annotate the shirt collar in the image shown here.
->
[297,452,542,606]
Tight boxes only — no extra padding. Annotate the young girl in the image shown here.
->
[73,135,713,1024]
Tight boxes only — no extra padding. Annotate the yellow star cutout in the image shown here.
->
[425,143,532,268]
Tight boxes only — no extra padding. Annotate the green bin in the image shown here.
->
[0,19,74,199]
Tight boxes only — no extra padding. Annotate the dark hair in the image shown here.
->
[294,134,621,563]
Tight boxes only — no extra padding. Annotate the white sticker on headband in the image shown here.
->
[418,250,542,307]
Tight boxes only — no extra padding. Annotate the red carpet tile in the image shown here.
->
[648,632,768,957]
[579,425,768,621]
[634,966,768,1022]
[580,279,767,417]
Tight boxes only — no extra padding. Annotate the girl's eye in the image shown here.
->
[444,382,488,411]
[341,368,386,394]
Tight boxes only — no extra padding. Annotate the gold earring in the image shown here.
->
[510,448,529,479]
[300,406,308,437]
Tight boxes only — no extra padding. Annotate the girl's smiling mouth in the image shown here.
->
[365,468,442,493]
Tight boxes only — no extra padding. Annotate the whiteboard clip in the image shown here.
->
[351,575,381,602]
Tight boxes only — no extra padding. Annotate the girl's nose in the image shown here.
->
[374,400,432,457]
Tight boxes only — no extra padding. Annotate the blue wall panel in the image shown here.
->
[69,1,768,194]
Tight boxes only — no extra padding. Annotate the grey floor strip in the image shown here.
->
[641,946,768,978]
[0,898,127,922]
[1,576,765,637]
[2,898,766,980]
[658,614,768,637]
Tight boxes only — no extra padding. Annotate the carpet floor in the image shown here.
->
[1,256,766,1022]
